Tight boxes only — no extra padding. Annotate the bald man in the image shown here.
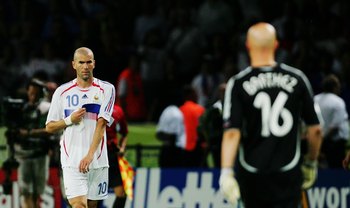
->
[219,22,323,208]
[46,47,115,208]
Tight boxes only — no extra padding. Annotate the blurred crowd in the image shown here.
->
[1,0,350,121]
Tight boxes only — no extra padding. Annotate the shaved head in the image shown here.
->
[246,22,277,49]
[72,47,96,84]
[73,47,94,60]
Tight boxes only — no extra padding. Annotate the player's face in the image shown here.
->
[72,53,95,81]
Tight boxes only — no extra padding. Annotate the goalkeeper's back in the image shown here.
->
[223,63,320,173]
[219,22,323,207]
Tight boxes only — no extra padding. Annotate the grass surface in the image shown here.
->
[123,123,161,167]
[127,123,160,145]
[0,127,7,167]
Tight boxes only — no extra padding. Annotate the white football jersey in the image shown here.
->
[46,78,115,169]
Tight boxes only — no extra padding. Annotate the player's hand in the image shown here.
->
[302,159,318,189]
[79,154,93,173]
[71,108,86,124]
[118,146,126,157]
[219,168,241,205]
[118,146,125,157]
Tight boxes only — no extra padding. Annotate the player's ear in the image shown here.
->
[274,40,279,50]
[245,41,250,50]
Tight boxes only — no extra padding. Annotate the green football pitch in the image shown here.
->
[122,123,162,167]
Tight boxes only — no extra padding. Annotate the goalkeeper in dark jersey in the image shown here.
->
[219,22,323,208]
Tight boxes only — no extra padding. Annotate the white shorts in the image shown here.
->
[62,167,109,200]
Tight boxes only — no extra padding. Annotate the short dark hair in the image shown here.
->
[27,78,47,98]
[322,74,340,93]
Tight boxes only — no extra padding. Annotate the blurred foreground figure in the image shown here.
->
[219,22,323,208]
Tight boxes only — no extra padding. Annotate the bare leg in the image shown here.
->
[69,195,88,208]
[113,186,127,208]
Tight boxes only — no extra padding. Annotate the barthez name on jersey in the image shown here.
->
[243,72,298,96]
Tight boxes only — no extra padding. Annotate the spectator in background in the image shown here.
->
[155,80,185,167]
[178,85,206,167]
[197,83,226,168]
[133,0,166,46]
[157,85,206,167]
[196,0,235,38]
[138,28,167,121]
[271,0,300,58]
[20,41,67,85]
[191,54,224,107]
[157,56,183,115]
[0,43,20,98]
[156,102,184,167]
[166,7,207,84]
[116,53,147,122]
[41,0,79,59]
[12,79,52,208]
[314,74,349,168]
[97,27,128,85]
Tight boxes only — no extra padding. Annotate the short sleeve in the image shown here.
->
[99,83,116,126]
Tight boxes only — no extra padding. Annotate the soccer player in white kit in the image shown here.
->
[46,47,115,208]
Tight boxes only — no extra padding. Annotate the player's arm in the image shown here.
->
[300,74,323,189]
[79,117,107,173]
[88,117,107,157]
[219,77,241,204]
[79,83,115,173]
[303,95,323,161]
[46,108,86,133]
[302,124,322,189]
[45,120,67,133]
[219,128,241,204]
[221,77,241,169]
[118,133,128,154]
[221,128,241,169]
[118,108,128,153]
[304,124,323,161]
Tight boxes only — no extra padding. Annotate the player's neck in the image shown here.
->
[76,77,93,88]
[251,58,276,68]
[249,49,276,68]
